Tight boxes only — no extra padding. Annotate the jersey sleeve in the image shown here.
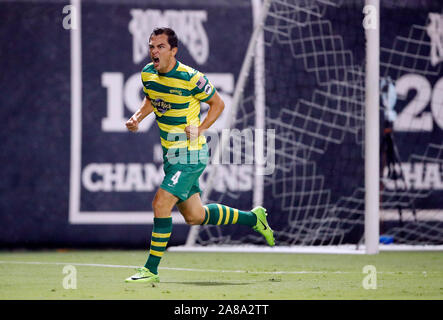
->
[189,71,216,102]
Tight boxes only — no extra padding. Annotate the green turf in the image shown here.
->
[0,250,442,299]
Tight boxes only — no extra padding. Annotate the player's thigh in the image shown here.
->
[176,192,205,225]
[152,187,179,217]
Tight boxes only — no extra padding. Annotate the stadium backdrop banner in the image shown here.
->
[0,0,442,247]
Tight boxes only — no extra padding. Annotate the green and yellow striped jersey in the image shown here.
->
[141,60,215,162]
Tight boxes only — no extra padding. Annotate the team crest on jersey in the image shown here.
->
[152,98,171,114]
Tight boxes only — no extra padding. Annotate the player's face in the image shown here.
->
[149,34,177,73]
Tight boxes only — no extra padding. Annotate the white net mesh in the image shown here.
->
[193,0,443,247]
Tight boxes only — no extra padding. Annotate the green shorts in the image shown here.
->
[160,146,208,203]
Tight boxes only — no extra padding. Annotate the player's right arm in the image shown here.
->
[126,96,154,132]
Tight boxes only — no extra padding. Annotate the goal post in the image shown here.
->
[252,0,266,208]
[364,0,380,254]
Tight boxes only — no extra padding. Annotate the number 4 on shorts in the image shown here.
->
[170,171,181,185]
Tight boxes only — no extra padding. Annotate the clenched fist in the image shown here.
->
[126,117,139,132]
[185,125,199,140]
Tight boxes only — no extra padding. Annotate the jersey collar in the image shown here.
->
[158,60,179,76]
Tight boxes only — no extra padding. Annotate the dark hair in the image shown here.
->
[149,27,178,49]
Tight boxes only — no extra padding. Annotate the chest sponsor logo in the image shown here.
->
[153,98,171,114]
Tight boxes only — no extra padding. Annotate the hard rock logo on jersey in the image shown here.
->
[153,98,171,114]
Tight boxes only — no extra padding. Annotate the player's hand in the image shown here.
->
[126,117,139,132]
[185,125,199,141]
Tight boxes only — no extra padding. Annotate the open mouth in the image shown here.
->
[152,57,160,66]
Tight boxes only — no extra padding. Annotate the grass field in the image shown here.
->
[0,249,442,300]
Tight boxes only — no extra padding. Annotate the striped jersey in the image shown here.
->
[141,60,215,162]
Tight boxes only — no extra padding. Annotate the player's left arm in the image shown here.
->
[198,91,225,135]
[185,68,225,139]
[185,91,224,140]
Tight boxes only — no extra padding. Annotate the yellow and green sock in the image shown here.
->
[144,216,172,275]
[201,204,257,226]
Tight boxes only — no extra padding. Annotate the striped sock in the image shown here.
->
[144,216,173,275]
[201,204,257,227]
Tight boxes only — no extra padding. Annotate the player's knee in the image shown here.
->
[152,198,159,212]
[184,215,202,225]
[185,217,202,225]
[152,196,167,214]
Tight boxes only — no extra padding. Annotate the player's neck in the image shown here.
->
[159,58,177,74]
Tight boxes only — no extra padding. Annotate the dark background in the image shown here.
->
[1,0,442,248]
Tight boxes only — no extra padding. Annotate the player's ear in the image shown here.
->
[171,47,178,57]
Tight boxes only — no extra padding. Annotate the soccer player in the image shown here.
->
[125,27,274,283]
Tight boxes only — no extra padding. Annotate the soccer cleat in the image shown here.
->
[251,206,275,246]
[125,267,160,283]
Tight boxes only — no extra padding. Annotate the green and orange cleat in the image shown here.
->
[251,206,275,246]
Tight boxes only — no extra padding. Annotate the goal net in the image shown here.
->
[178,0,443,251]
